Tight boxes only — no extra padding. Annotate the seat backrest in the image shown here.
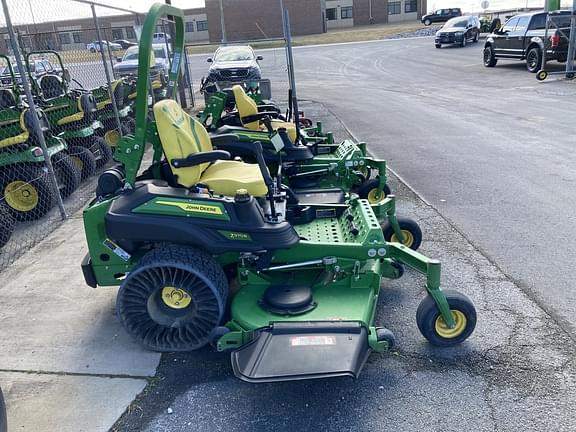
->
[0,89,16,109]
[232,85,259,130]
[39,74,66,100]
[23,108,50,143]
[79,93,97,121]
[153,99,213,188]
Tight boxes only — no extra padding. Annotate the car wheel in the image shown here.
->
[483,45,497,67]
[435,43,442,49]
[90,48,96,53]
[424,19,431,26]
[526,46,542,73]
[474,32,479,42]
[461,37,467,47]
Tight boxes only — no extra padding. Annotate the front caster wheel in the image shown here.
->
[358,178,392,204]
[382,217,422,251]
[416,290,476,347]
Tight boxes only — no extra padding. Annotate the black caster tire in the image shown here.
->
[382,217,423,251]
[376,327,396,350]
[67,145,97,181]
[536,70,548,81]
[0,203,15,249]
[0,165,55,221]
[390,259,405,279]
[92,136,113,170]
[52,152,81,199]
[416,290,476,347]
[116,245,229,352]
[358,178,392,204]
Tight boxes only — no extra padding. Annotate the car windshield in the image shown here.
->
[214,47,254,62]
[123,48,139,61]
[153,48,166,59]
[445,18,467,28]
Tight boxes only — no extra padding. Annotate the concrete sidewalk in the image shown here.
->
[0,216,161,431]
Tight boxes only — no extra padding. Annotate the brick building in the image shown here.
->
[0,0,427,54]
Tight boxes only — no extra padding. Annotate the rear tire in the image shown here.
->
[91,136,113,170]
[116,245,229,352]
[67,145,97,181]
[483,45,497,67]
[0,165,55,221]
[526,46,542,73]
[52,152,81,199]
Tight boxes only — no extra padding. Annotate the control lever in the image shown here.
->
[253,141,277,219]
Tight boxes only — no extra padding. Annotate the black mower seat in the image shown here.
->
[154,99,268,197]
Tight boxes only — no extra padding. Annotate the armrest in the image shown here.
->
[171,150,231,168]
[257,104,280,113]
[241,111,278,124]
[209,134,240,147]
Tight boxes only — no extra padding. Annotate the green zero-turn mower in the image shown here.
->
[25,51,112,177]
[199,85,422,248]
[81,3,477,383]
[0,56,81,222]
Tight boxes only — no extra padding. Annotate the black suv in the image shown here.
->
[422,8,462,26]
[484,10,574,73]
[435,16,480,48]
[204,45,262,85]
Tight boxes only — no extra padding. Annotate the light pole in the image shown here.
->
[219,0,227,44]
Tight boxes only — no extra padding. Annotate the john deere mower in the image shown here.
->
[81,4,476,383]
[0,57,81,221]
[25,51,112,176]
[197,85,417,246]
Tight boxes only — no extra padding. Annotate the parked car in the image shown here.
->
[87,40,122,53]
[152,32,171,44]
[421,8,462,26]
[0,58,68,86]
[483,10,574,73]
[113,44,170,78]
[435,16,480,48]
[113,39,137,49]
[204,45,262,85]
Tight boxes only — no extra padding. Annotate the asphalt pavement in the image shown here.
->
[113,99,576,432]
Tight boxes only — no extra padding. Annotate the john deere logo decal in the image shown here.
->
[157,201,223,215]
[133,198,230,220]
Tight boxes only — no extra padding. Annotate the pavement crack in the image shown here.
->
[0,367,151,380]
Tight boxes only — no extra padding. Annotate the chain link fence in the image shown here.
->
[0,0,193,270]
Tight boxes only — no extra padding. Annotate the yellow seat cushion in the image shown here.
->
[153,99,267,197]
[0,132,29,149]
[201,160,268,197]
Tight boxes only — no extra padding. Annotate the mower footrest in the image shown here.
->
[231,322,371,383]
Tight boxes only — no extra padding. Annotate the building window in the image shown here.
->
[388,1,401,15]
[341,6,353,19]
[59,33,71,44]
[126,27,136,39]
[73,32,81,43]
[405,0,417,13]
[326,8,337,20]
[185,21,195,32]
[112,28,124,40]
[197,20,208,31]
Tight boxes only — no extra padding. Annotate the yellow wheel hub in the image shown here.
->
[4,181,39,212]
[161,287,192,309]
[390,229,415,248]
[367,188,386,204]
[71,156,84,171]
[104,129,121,147]
[435,310,467,339]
